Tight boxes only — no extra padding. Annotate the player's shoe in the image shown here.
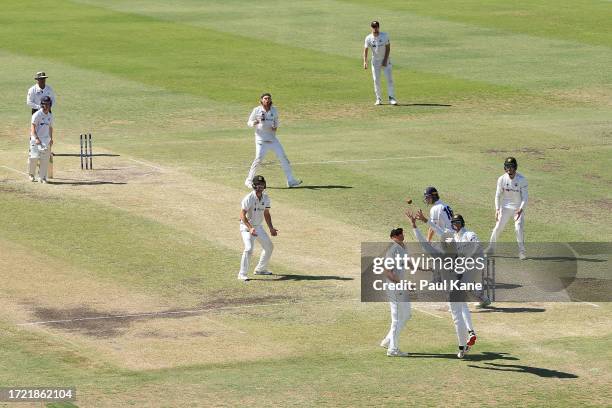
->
[519,252,527,260]
[389,96,398,105]
[39,178,47,184]
[28,175,36,182]
[467,331,477,347]
[287,179,302,188]
[387,349,409,357]
[254,270,272,275]
[457,346,470,359]
[374,98,382,106]
[237,273,249,281]
[380,338,390,349]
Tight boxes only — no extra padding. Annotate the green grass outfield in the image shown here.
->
[0,0,611,406]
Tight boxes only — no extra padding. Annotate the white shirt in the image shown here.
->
[364,32,390,63]
[27,84,56,110]
[247,106,279,142]
[427,220,482,258]
[385,242,409,282]
[429,200,454,233]
[240,191,271,227]
[31,110,54,145]
[495,173,528,210]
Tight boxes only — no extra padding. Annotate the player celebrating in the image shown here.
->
[487,157,529,260]
[238,175,278,281]
[380,227,412,357]
[28,96,53,183]
[406,209,477,358]
[244,93,302,189]
[363,20,397,106]
[423,186,454,242]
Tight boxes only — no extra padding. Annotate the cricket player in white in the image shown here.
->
[423,186,454,242]
[487,157,529,260]
[27,72,56,178]
[363,20,397,106]
[380,227,412,357]
[238,175,278,281]
[245,93,302,189]
[28,96,53,183]
[406,209,478,358]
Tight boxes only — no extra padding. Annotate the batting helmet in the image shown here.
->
[504,157,518,170]
[451,214,465,229]
[252,175,266,189]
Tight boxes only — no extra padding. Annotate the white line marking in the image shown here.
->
[0,165,28,176]
[217,155,447,170]
[413,307,444,319]
[127,158,165,171]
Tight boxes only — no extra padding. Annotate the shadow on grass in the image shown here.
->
[468,362,578,378]
[49,179,127,186]
[267,185,352,190]
[249,274,353,282]
[473,306,546,313]
[407,351,518,362]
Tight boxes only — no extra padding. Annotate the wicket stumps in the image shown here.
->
[483,257,496,302]
[80,133,93,170]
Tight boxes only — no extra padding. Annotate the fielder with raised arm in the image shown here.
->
[487,157,529,260]
[238,175,278,281]
[244,93,302,189]
[406,209,478,358]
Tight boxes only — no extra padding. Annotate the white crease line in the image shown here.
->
[0,165,28,176]
[413,307,445,319]
[217,155,447,170]
[127,158,166,171]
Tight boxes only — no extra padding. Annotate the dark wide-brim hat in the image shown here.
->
[34,71,48,80]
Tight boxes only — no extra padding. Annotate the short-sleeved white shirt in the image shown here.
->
[240,191,271,227]
[247,106,279,142]
[364,32,390,63]
[429,200,454,232]
[31,110,54,145]
[27,84,56,110]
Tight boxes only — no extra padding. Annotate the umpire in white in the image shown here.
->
[27,72,56,114]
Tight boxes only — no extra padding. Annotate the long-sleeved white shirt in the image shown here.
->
[247,106,279,142]
[27,84,56,110]
[495,173,528,211]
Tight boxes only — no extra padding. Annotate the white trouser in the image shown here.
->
[245,139,297,185]
[371,61,395,100]
[384,292,411,351]
[449,302,472,347]
[239,224,273,275]
[489,207,525,253]
[28,143,51,180]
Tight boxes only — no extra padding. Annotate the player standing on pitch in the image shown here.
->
[406,210,477,358]
[363,20,397,106]
[238,175,278,281]
[27,72,57,178]
[380,227,412,357]
[244,93,302,189]
[486,157,529,260]
[423,186,454,242]
[28,96,53,183]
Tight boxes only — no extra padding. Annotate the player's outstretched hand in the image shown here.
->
[405,210,418,228]
[270,228,278,237]
[416,209,428,223]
